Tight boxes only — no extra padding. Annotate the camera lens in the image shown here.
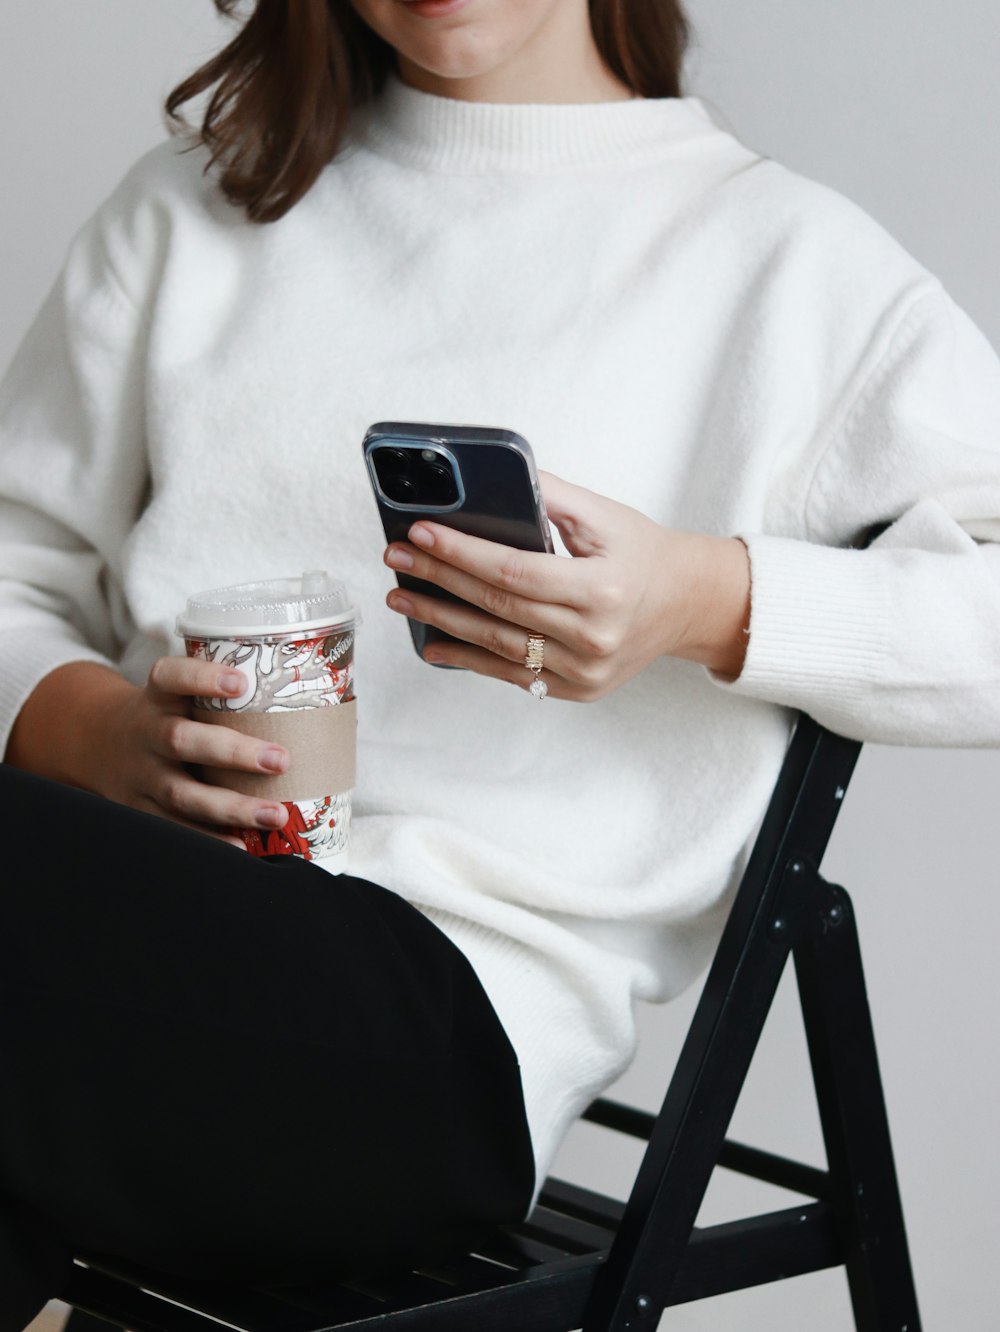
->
[380,448,412,472]
[380,472,418,503]
[422,463,459,506]
[372,446,417,503]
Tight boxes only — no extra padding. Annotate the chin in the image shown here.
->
[354,0,519,84]
[397,41,507,87]
[404,56,499,83]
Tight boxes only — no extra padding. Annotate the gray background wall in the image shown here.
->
[1,2,997,1328]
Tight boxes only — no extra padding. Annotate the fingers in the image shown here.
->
[387,585,561,671]
[386,550,583,642]
[147,655,248,704]
[133,796,249,851]
[387,587,616,697]
[420,638,608,703]
[148,761,289,835]
[145,658,287,774]
[148,712,291,833]
[386,571,628,672]
[387,522,599,612]
[423,639,558,696]
[140,656,291,834]
[151,712,288,776]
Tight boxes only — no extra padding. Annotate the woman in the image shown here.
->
[1,0,998,1325]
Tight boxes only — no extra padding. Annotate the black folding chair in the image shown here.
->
[60,713,921,1331]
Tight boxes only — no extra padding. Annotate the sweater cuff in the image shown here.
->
[0,629,114,760]
[711,533,891,714]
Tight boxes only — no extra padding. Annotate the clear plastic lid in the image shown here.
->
[176,571,357,639]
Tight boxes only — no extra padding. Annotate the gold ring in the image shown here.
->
[524,633,548,699]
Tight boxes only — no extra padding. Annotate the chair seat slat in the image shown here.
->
[73,1254,384,1331]
[536,1177,626,1231]
[407,1252,529,1289]
[275,1255,600,1332]
[335,1270,459,1307]
[65,1265,256,1332]
[514,1203,616,1255]
[468,1227,572,1269]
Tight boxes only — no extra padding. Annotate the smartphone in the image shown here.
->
[362,421,554,661]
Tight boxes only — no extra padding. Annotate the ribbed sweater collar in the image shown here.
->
[352,74,718,174]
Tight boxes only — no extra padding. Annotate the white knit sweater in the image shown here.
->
[2,76,999,1203]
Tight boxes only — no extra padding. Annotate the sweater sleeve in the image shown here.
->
[0,206,150,756]
[716,287,1000,746]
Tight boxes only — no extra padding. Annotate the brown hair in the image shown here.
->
[166,1,690,224]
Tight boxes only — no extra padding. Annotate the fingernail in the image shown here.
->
[385,546,414,570]
[256,804,287,829]
[221,670,247,695]
[409,524,433,548]
[388,593,414,614]
[258,747,288,773]
[423,649,443,664]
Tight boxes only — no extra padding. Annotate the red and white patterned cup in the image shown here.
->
[177,572,358,871]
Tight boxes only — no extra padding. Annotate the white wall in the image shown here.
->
[0,1,228,369]
[1,3,997,1329]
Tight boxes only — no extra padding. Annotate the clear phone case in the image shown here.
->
[363,421,553,660]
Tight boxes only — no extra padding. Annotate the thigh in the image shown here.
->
[0,768,534,1284]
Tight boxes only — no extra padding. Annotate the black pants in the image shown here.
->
[0,767,534,1331]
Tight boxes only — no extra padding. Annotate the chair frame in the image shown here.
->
[61,714,922,1331]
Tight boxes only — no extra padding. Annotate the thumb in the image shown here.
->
[538,471,612,558]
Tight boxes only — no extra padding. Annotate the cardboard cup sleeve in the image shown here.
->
[193,701,357,802]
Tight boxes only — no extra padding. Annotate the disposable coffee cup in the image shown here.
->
[176,571,358,871]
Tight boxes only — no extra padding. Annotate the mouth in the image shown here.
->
[395,0,474,17]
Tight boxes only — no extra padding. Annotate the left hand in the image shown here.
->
[383,472,751,702]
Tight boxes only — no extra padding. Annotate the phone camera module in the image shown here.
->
[372,443,460,509]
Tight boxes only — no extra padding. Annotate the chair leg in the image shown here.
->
[794,878,922,1332]
[580,868,799,1331]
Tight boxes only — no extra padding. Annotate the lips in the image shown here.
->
[397,0,473,18]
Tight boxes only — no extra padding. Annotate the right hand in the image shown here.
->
[8,657,290,847]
